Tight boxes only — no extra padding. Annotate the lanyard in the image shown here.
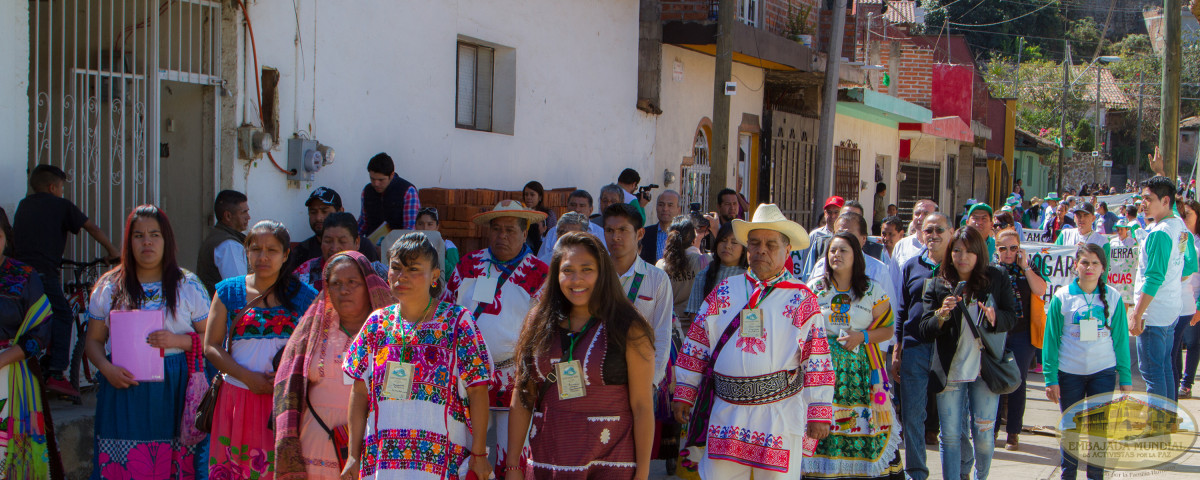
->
[1079,287,1106,327]
[564,318,595,362]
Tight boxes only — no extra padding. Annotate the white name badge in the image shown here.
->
[1079,318,1100,342]
[343,372,355,386]
[472,276,499,304]
[741,308,764,338]
[383,361,415,400]
[555,360,587,400]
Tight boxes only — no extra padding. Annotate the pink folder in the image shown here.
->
[110,310,165,382]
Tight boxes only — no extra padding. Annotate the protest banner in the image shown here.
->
[1020,239,1138,346]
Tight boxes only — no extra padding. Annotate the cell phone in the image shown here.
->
[951,281,967,298]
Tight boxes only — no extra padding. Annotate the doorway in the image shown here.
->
[159,81,217,270]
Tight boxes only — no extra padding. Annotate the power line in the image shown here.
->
[948,0,1057,27]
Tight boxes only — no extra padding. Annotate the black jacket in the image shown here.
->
[918,266,1018,379]
[640,224,662,265]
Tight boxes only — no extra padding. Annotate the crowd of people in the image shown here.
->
[0,153,1195,480]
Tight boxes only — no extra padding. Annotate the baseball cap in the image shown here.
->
[305,186,343,210]
[824,196,845,210]
[1071,202,1095,216]
[966,203,993,219]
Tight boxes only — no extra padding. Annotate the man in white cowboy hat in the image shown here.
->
[444,199,549,475]
[673,203,834,479]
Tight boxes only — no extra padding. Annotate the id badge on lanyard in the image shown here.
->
[383,361,415,400]
[740,308,764,338]
[555,360,587,400]
[1079,318,1100,342]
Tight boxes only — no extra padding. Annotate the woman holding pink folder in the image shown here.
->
[84,205,212,479]
[204,220,317,480]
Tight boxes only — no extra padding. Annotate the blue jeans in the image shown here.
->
[1182,322,1200,390]
[1057,368,1118,480]
[37,272,73,373]
[1001,329,1037,435]
[1172,317,1200,390]
[936,378,999,480]
[1138,320,1178,401]
[899,342,934,480]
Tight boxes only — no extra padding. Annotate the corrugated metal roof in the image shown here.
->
[1182,116,1200,129]
[859,0,921,25]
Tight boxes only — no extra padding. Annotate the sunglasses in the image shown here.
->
[418,207,440,222]
[923,226,946,234]
[995,246,1018,252]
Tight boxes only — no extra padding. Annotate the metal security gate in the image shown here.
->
[897,163,941,225]
[768,111,818,228]
[29,0,222,261]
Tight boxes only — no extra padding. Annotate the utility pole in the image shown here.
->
[709,0,734,209]
[1135,72,1144,183]
[1058,41,1071,193]
[1095,66,1102,154]
[1160,0,1182,180]
[815,0,848,210]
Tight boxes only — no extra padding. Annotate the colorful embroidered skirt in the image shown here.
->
[802,340,903,480]
[92,352,205,480]
[209,382,274,480]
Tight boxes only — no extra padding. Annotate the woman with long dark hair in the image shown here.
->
[507,232,655,479]
[1174,198,1200,399]
[655,215,705,318]
[205,220,317,479]
[0,208,58,478]
[918,226,1017,480]
[1043,243,1132,480]
[683,224,747,331]
[804,232,902,479]
[85,205,212,478]
[523,181,558,254]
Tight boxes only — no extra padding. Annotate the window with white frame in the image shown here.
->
[737,0,759,27]
[457,42,494,131]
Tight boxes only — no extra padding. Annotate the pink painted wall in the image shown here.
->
[932,64,973,125]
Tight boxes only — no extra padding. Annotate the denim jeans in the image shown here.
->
[37,272,73,373]
[1000,329,1037,435]
[936,378,999,480]
[899,342,934,480]
[1057,367,1118,480]
[1182,322,1200,390]
[1138,320,1178,401]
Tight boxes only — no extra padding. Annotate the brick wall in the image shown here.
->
[662,0,712,21]
[882,41,933,107]
[762,0,820,37]
[418,187,577,253]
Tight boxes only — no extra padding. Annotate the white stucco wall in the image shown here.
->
[231,0,654,235]
[0,2,29,217]
[832,113,900,221]
[651,44,764,224]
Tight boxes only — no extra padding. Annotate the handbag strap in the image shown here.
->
[306,394,337,438]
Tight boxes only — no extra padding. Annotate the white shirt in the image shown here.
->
[1055,228,1107,247]
[536,222,606,265]
[891,234,924,269]
[619,258,674,387]
[213,240,247,280]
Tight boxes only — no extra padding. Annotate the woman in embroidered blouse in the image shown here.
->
[0,209,57,478]
[342,232,492,479]
[507,231,655,480]
[83,205,212,479]
[804,232,902,480]
[683,224,747,332]
[1043,243,1131,480]
[293,213,388,291]
[205,220,317,480]
[994,228,1047,451]
[274,251,396,479]
[918,226,1018,480]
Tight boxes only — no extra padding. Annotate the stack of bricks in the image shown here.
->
[418,187,577,255]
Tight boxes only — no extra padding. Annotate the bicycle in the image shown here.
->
[60,258,108,404]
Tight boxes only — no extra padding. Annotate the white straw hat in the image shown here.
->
[732,203,810,250]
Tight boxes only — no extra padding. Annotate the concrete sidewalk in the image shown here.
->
[649,371,1200,479]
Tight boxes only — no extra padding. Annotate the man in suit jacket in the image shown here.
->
[640,189,681,264]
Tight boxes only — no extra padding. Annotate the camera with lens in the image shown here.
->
[636,184,659,202]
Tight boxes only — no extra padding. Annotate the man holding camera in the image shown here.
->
[618,168,653,223]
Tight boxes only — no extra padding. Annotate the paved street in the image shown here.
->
[650,371,1200,479]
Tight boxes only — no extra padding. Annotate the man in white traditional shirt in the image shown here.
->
[445,200,550,476]
[673,203,834,478]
